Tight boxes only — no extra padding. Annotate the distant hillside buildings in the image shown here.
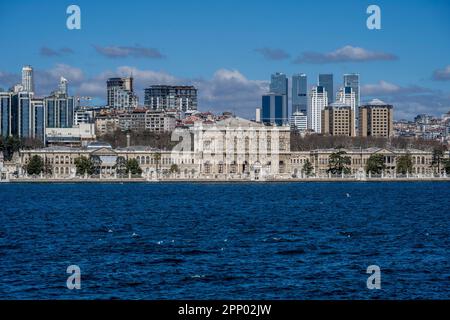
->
[144,85,197,112]
[106,77,138,110]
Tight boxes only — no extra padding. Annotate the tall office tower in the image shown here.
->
[144,85,198,112]
[321,102,355,137]
[45,92,75,128]
[359,99,394,138]
[21,65,34,93]
[31,98,45,141]
[58,77,68,95]
[270,72,289,108]
[318,74,333,104]
[292,74,307,114]
[343,73,360,108]
[106,77,138,110]
[0,91,12,137]
[11,91,34,138]
[308,86,328,133]
[262,93,288,126]
[336,86,356,131]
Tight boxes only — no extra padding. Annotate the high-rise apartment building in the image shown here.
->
[322,102,355,136]
[359,99,394,138]
[290,111,307,131]
[336,86,356,131]
[318,74,333,104]
[292,74,307,114]
[308,86,328,133]
[106,77,138,110]
[144,85,198,112]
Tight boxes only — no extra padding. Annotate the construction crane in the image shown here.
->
[75,96,92,109]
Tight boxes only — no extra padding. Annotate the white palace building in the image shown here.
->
[0,117,448,182]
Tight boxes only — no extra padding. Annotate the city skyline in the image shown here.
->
[0,0,449,121]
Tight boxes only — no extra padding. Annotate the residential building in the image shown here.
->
[74,108,94,125]
[321,102,355,136]
[144,85,197,112]
[336,86,357,130]
[290,111,307,131]
[308,86,328,133]
[118,109,147,131]
[145,110,176,132]
[106,77,138,110]
[359,99,394,138]
[95,116,119,135]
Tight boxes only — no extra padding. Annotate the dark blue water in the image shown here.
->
[0,182,449,299]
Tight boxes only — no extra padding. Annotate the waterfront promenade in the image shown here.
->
[4,175,450,183]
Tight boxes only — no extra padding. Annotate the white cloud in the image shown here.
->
[432,65,450,81]
[294,45,398,64]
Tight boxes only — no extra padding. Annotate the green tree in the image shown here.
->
[444,159,450,175]
[126,158,142,175]
[366,154,386,174]
[4,136,22,160]
[327,150,351,175]
[153,152,162,178]
[90,155,102,175]
[302,159,314,177]
[431,146,446,173]
[74,156,95,176]
[396,153,413,175]
[170,164,179,174]
[115,156,127,176]
[26,155,44,175]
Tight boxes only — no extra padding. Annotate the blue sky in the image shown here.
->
[0,0,449,119]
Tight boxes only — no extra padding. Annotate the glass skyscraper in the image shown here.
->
[45,93,75,129]
[292,74,307,114]
[32,99,45,142]
[270,72,288,97]
[343,74,360,107]
[262,93,288,126]
[0,92,11,137]
[318,74,334,105]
